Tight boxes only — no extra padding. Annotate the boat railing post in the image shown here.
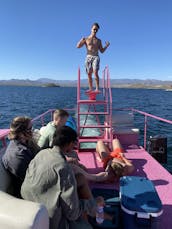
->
[102,68,105,98]
[144,115,147,149]
[77,67,81,145]
[41,116,44,126]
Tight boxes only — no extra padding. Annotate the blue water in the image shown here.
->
[0,86,172,170]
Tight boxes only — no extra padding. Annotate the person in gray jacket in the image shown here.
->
[21,126,95,229]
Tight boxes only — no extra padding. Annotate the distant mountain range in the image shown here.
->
[0,78,172,89]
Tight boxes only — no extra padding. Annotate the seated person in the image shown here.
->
[96,139,134,180]
[21,126,101,229]
[38,109,69,149]
[2,116,40,197]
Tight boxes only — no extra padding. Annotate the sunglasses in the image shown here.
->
[93,28,98,32]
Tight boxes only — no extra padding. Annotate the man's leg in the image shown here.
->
[88,71,93,91]
[75,173,93,222]
[85,56,93,91]
[94,70,99,91]
[96,140,110,160]
[112,139,123,153]
[92,56,100,91]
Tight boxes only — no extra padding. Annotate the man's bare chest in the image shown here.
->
[86,37,99,47]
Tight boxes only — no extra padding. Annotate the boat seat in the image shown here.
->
[0,150,49,229]
[112,112,139,146]
[0,191,49,229]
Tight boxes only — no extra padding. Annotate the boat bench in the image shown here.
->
[112,112,139,146]
[0,150,49,229]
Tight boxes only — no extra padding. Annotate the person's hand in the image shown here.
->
[81,37,86,43]
[105,41,110,48]
[96,196,105,207]
[77,37,86,48]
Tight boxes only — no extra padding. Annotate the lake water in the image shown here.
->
[0,86,172,171]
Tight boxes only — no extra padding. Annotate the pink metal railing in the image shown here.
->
[107,66,112,137]
[2,106,170,152]
[31,108,76,127]
[112,107,172,149]
[77,68,81,135]
[31,109,54,126]
[31,106,172,151]
[132,108,172,149]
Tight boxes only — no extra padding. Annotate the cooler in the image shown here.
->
[120,176,163,229]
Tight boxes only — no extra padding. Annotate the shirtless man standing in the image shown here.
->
[77,23,110,92]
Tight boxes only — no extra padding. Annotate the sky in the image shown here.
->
[0,0,172,81]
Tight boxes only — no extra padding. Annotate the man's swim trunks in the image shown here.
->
[85,55,100,73]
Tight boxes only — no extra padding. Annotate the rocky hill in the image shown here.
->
[0,78,172,89]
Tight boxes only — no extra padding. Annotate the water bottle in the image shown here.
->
[96,196,104,224]
[96,205,104,224]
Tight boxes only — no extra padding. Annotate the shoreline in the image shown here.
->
[0,84,172,90]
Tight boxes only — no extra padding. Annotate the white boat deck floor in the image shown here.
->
[78,145,172,229]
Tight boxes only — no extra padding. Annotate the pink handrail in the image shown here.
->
[132,108,172,124]
[31,109,54,126]
[77,67,81,135]
[32,108,76,127]
[112,107,172,149]
[103,66,113,148]
[77,67,81,101]
[132,108,172,149]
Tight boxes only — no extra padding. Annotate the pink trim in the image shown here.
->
[0,129,10,147]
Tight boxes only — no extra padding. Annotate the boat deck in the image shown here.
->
[78,145,172,229]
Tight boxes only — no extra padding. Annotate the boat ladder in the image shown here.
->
[77,67,113,152]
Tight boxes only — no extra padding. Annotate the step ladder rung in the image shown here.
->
[79,125,111,128]
[78,100,107,104]
[79,138,112,143]
[78,112,109,115]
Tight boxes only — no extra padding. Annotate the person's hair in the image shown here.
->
[52,126,77,148]
[53,109,69,120]
[110,161,124,178]
[92,22,100,30]
[9,116,32,140]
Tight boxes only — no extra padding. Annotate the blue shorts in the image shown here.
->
[85,55,100,73]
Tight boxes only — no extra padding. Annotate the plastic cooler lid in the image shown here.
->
[120,176,163,215]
